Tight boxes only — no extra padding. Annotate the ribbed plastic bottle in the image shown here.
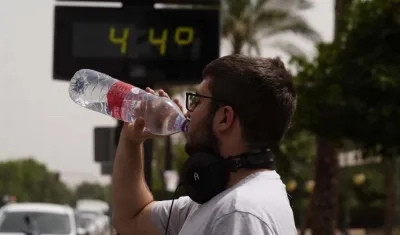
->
[68,69,188,136]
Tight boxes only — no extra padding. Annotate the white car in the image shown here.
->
[75,200,109,234]
[0,203,84,235]
[75,211,108,235]
[75,200,108,215]
[75,212,99,235]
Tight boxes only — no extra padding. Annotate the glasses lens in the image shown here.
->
[187,93,198,111]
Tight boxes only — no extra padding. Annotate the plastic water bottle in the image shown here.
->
[68,69,188,136]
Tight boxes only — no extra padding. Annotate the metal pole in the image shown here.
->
[395,157,400,229]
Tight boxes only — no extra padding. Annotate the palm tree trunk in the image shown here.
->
[383,157,396,235]
[300,201,312,235]
[334,0,353,40]
[232,35,243,54]
[307,0,354,233]
[310,136,339,235]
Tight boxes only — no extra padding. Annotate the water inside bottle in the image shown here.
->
[69,69,116,116]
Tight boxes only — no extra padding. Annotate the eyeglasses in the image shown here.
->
[185,92,225,112]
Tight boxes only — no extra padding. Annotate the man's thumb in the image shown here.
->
[134,117,145,131]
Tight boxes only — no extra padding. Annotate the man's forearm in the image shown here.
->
[112,139,154,230]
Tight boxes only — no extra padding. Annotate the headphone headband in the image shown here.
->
[227,149,275,172]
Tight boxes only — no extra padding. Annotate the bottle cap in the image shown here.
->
[181,119,190,133]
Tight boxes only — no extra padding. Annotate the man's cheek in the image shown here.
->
[187,117,197,132]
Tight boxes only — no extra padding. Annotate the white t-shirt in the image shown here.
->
[151,170,297,235]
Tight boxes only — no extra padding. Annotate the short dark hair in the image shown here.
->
[202,54,297,147]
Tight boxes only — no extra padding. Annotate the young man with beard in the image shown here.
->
[112,54,297,235]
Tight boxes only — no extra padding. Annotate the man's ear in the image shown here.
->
[214,106,235,132]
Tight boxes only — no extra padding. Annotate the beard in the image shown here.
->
[184,110,219,156]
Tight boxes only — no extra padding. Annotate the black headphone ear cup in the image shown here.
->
[181,152,229,204]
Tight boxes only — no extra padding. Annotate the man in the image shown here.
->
[112,54,297,235]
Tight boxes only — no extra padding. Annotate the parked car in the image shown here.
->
[75,200,109,235]
[0,202,87,235]
[75,200,108,215]
[74,210,108,235]
[75,211,98,235]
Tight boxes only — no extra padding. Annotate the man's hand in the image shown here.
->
[119,87,185,145]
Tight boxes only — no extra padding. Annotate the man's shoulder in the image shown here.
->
[215,171,289,209]
[205,171,295,225]
[211,185,286,216]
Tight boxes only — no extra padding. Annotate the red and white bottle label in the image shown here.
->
[107,81,134,120]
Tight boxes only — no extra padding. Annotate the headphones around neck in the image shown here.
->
[163,149,276,235]
[180,148,275,204]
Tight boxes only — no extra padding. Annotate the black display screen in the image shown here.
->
[72,23,202,60]
[53,6,220,84]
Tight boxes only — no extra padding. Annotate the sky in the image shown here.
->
[0,0,334,187]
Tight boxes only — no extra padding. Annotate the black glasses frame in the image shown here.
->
[185,92,226,112]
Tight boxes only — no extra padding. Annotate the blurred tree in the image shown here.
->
[275,130,316,182]
[275,130,316,232]
[221,0,321,56]
[0,158,73,204]
[292,0,400,234]
[75,182,110,203]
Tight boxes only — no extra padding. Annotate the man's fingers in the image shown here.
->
[125,118,145,134]
[146,87,170,99]
[145,87,156,95]
[133,118,145,131]
[158,89,170,99]
[173,98,184,113]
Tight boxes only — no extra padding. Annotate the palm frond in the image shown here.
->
[221,0,320,56]
[222,0,249,18]
[297,0,314,10]
[267,40,307,58]
[266,0,314,11]
[221,13,236,37]
[261,14,322,42]
[244,8,292,45]
[253,0,271,14]
[253,9,292,27]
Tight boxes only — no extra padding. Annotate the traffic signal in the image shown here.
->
[94,127,116,163]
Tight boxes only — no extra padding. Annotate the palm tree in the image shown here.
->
[221,0,321,57]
